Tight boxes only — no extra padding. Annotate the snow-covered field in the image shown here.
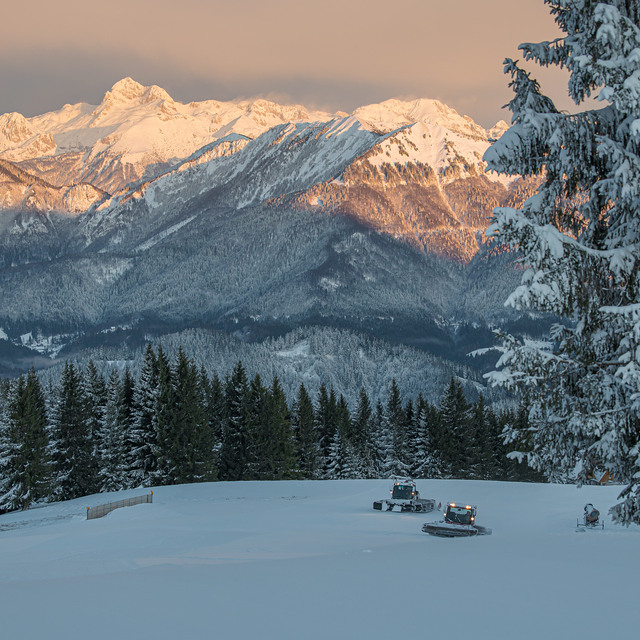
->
[0,479,636,639]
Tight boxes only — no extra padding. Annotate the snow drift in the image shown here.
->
[0,479,635,639]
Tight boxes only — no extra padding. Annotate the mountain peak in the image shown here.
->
[0,112,35,147]
[102,78,173,106]
[353,98,494,141]
[487,120,509,140]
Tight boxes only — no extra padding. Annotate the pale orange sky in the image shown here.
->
[1,0,578,127]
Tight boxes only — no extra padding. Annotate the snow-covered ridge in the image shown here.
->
[0,78,336,194]
[76,103,517,262]
[0,78,508,198]
[0,79,518,263]
[354,98,489,140]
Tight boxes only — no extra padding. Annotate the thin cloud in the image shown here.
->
[1,0,576,126]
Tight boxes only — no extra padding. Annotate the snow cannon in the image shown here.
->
[421,502,492,537]
[372,478,436,513]
[576,503,604,531]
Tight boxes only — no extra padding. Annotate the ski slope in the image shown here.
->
[0,479,636,639]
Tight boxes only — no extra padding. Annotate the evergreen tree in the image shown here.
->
[352,387,375,477]
[23,369,53,504]
[0,379,12,511]
[130,343,160,487]
[118,367,138,487]
[314,384,339,477]
[197,366,218,482]
[336,394,352,443]
[341,440,361,479]
[484,0,640,522]
[439,378,469,476]
[203,370,224,477]
[97,368,126,492]
[413,396,446,479]
[243,373,269,479]
[403,398,417,476]
[170,349,213,483]
[83,361,106,455]
[323,394,355,479]
[0,371,51,511]
[385,379,409,477]
[325,427,346,479]
[499,406,546,483]
[292,383,319,478]
[219,361,249,481]
[153,346,175,485]
[263,376,298,479]
[51,362,97,500]
[370,399,391,477]
[466,397,495,479]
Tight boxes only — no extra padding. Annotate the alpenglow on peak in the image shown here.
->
[102,77,174,106]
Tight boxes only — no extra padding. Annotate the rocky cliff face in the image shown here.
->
[0,159,106,213]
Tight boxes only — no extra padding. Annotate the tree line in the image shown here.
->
[0,344,538,513]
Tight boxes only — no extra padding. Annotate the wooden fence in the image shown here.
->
[86,491,153,520]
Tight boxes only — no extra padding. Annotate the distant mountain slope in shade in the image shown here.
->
[33,325,499,410]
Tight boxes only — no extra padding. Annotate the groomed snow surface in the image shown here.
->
[0,479,635,639]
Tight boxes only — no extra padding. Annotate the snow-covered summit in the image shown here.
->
[101,77,173,106]
[0,79,339,193]
[0,79,518,262]
[0,112,36,146]
[354,98,488,140]
[487,119,509,140]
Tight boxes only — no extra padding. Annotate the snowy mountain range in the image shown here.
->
[0,79,536,376]
[0,77,521,260]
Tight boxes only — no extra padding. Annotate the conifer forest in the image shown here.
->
[0,344,537,513]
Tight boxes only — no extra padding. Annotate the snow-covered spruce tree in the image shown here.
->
[325,428,346,479]
[0,379,12,511]
[484,0,640,523]
[153,346,176,485]
[369,399,391,478]
[314,384,339,478]
[198,366,219,482]
[243,373,269,480]
[439,378,469,476]
[203,370,224,476]
[83,361,106,486]
[351,387,376,478]
[262,376,298,480]
[118,367,138,488]
[52,362,98,500]
[130,344,160,487]
[97,368,126,492]
[0,372,52,511]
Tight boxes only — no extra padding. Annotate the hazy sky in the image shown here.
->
[0,0,576,127]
